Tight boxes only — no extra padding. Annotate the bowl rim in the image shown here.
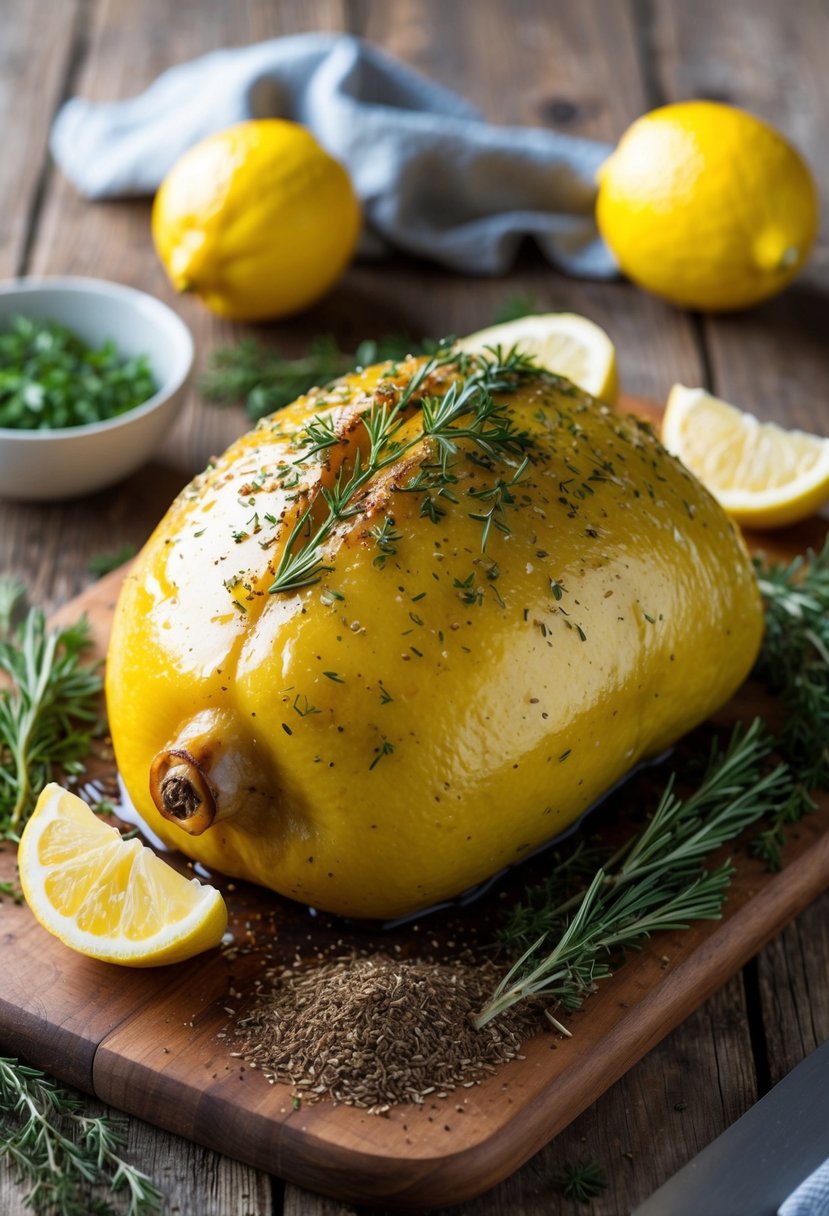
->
[0,275,194,442]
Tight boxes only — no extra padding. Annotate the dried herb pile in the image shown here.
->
[233,954,540,1114]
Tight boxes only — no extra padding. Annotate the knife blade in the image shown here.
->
[633,1037,829,1216]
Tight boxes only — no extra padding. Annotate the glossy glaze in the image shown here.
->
[107,358,763,917]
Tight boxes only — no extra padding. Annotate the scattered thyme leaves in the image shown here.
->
[269,343,542,594]
[369,739,395,770]
[369,517,402,568]
[0,1057,163,1216]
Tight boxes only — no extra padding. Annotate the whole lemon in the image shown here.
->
[152,120,361,321]
[596,102,819,312]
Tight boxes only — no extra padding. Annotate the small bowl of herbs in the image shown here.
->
[0,277,193,501]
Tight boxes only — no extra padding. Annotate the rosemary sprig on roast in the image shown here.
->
[269,343,540,593]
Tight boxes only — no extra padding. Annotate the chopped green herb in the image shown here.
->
[0,315,156,430]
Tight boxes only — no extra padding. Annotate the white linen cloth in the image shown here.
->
[50,33,616,277]
[779,1159,829,1216]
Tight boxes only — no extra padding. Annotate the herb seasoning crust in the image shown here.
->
[107,348,763,918]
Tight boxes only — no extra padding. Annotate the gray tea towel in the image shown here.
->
[50,32,616,278]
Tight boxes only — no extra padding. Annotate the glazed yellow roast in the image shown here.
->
[107,347,763,918]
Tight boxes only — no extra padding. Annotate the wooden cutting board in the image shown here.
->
[2,398,828,1208]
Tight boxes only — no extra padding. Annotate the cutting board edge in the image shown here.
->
[86,819,829,1208]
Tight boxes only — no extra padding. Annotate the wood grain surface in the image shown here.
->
[2,1,828,1213]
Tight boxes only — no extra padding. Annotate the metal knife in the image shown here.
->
[633,1037,829,1216]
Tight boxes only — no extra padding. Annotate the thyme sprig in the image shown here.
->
[198,295,538,422]
[0,579,103,838]
[269,344,540,593]
[200,334,426,421]
[474,721,790,1028]
[0,1057,162,1215]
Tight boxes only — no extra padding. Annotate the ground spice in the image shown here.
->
[232,954,541,1114]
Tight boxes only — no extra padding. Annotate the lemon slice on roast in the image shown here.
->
[18,784,227,967]
[662,385,829,529]
[457,313,618,404]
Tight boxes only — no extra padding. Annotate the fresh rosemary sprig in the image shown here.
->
[0,579,103,838]
[199,333,425,421]
[754,539,829,792]
[0,1057,162,1215]
[474,721,790,1029]
[270,344,539,593]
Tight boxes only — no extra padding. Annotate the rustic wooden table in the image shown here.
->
[1,2,827,1213]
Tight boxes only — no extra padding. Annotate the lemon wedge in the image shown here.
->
[662,385,829,528]
[457,313,618,404]
[18,784,227,967]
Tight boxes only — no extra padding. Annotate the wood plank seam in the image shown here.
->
[627,0,719,397]
[629,0,669,109]
[16,0,94,277]
[741,957,774,1098]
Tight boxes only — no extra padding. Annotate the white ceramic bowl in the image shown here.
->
[0,277,193,501]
